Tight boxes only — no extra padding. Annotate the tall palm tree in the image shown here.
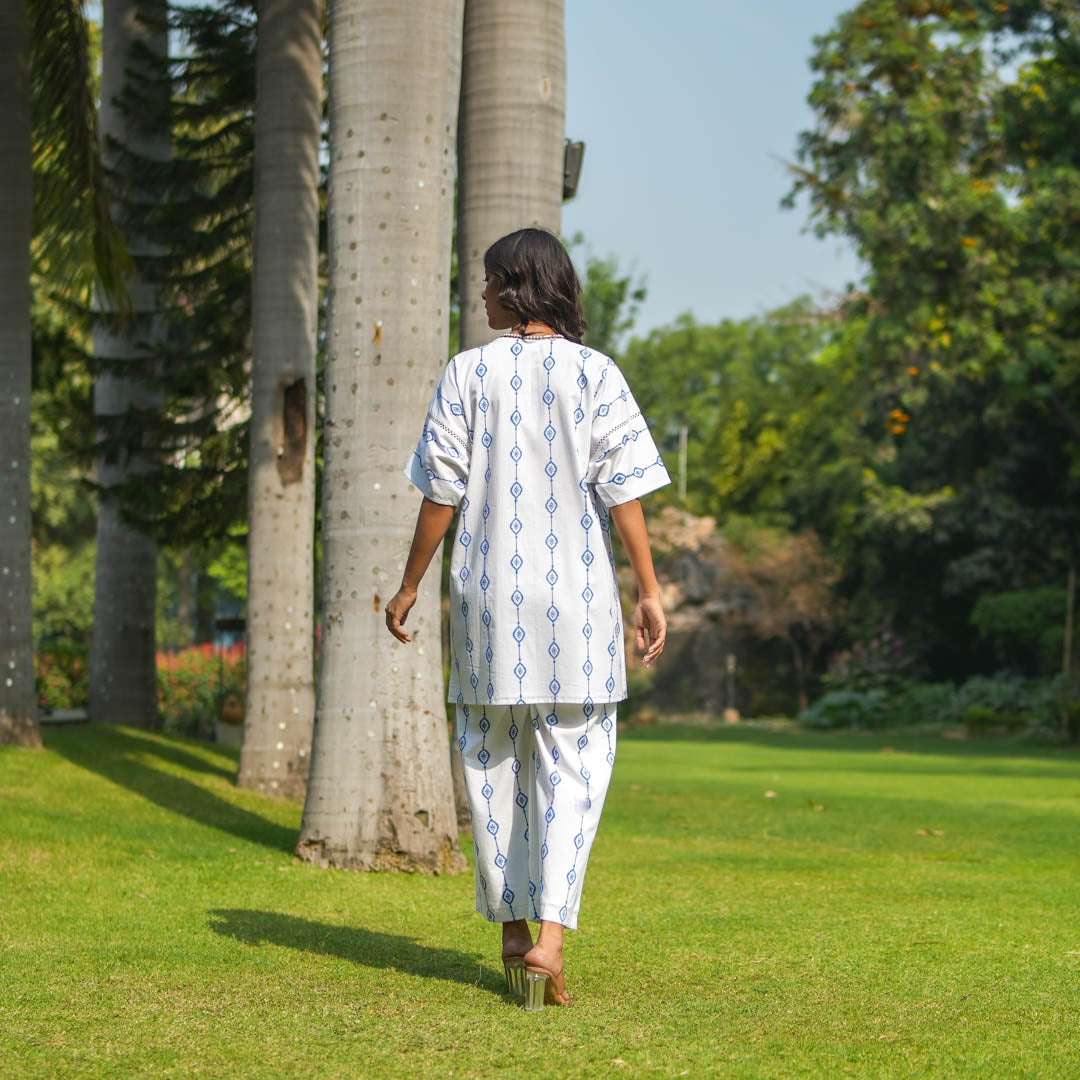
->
[2,0,125,746]
[456,0,566,349]
[236,0,323,798]
[0,0,39,747]
[89,0,169,727]
[297,0,466,871]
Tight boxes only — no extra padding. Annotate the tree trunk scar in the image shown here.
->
[275,378,307,485]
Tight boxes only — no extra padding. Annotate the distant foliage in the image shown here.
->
[36,642,90,712]
[799,673,1078,738]
[825,627,913,694]
[970,588,1066,675]
[157,642,245,736]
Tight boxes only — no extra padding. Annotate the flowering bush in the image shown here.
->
[36,641,90,711]
[157,642,246,736]
[824,627,912,694]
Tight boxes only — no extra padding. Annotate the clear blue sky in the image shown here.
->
[106,0,861,335]
[562,0,863,335]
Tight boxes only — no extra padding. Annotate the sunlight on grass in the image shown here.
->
[3,723,1078,1078]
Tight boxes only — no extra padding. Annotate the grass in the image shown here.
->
[3,721,1079,1079]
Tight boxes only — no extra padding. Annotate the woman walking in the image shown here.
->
[385,228,669,1008]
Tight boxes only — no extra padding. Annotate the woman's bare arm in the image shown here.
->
[384,496,455,643]
[608,498,666,667]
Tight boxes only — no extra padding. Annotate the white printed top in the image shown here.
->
[405,334,670,705]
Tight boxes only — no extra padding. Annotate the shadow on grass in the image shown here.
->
[623,720,1080,765]
[46,723,297,854]
[208,908,504,996]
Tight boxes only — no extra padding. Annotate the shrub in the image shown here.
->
[36,641,90,711]
[824,627,912,695]
[799,689,888,729]
[157,642,245,737]
[892,681,955,726]
[951,673,1076,736]
[799,672,1079,738]
[970,588,1066,675]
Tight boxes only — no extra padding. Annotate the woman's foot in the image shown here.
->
[524,921,570,1006]
[501,919,533,997]
[501,919,532,962]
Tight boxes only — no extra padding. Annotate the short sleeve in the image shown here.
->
[586,363,671,508]
[403,359,471,507]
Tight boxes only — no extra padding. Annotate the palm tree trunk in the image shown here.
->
[297,0,466,871]
[88,0,169,727]
[236,0,323,799]
[456,0,566,349]
[0,0,41,748]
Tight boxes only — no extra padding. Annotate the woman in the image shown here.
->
[385,227,668,1009]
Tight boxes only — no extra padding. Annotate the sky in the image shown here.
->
[95,0,862,336]
[562,0,863,335]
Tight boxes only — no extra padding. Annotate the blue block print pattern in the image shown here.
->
[456,701,616,930]
[405,337,670,705]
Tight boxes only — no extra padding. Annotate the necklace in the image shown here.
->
[500,328,559,340]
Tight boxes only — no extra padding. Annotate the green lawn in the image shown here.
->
[3,722,1078,1079]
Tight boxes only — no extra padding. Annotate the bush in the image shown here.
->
[951,673,1075,735]
[799,689,888,729]
[36,641,90,711]
[970,588,1066,675]
[824,627,913,695]
[888,681,956,727]
[798,672,1080,737]
[157,642,245,737]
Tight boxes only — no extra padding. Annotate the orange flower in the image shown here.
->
[962,236,977,247]
[907,365,919,375]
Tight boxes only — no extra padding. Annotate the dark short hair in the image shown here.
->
[483,228,587,344]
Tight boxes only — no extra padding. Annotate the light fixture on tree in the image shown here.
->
[563,139,584,200]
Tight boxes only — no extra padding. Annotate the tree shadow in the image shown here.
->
[47,723,297,853]
[207,908,505,996]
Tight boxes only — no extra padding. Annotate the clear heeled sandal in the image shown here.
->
[524,969,549,1011]
[503,957,527,998]
[523,966,569,1011]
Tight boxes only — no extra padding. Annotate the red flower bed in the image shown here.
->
[157,641,246,735]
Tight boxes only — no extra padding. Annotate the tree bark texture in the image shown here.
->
[0,0,41,748]
[89,0,168,727]
[297,0,466,872]
[237,0,323,799]
[456,0,565,349]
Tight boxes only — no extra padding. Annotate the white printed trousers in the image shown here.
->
[456,701,616,930]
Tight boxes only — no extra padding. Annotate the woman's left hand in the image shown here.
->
[385,586,417,643]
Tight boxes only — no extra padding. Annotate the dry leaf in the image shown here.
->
[916,828,944,836]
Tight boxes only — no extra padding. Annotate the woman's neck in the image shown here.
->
[509,320,557,337]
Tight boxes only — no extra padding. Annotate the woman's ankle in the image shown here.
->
[534,919,565,957]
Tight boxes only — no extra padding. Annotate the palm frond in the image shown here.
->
[29,0,131,314]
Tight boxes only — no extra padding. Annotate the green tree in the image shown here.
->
[5,0,129,743]
[786,0,1080,574]
[570,236,647,358]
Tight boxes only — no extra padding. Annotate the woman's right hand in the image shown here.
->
[633,594,666,668]
[384,586,417,643]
